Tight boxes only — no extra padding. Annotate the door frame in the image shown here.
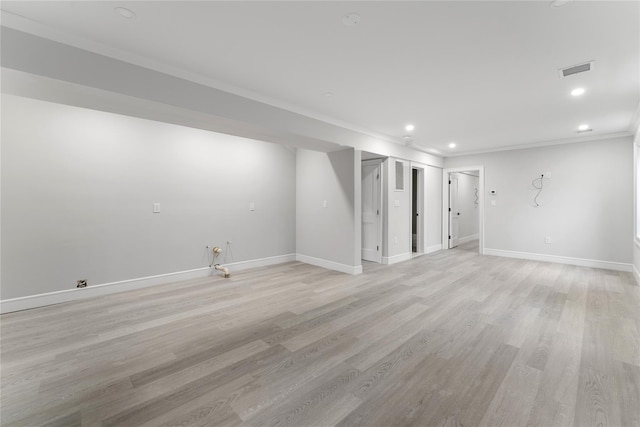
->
[410,165,425,256]
[362,159,384,263]
[442,166,484,254]
[448,174,460,248]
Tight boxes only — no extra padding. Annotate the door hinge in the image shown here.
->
[377,174,379,179]
[448,235,451,239]
[377,245,379,251]
[448,208,451,212]
[449,180,451,185]
[376,209,379,215]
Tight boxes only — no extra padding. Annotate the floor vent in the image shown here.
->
[558,61,595,78]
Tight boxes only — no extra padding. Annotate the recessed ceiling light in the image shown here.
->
[342,13,361,26]
[405,124,415,132]
[550,0,573,8]
[114,7,136,19]
[448,142,457,149]
[571,88,585,96]
[578,124,590,131]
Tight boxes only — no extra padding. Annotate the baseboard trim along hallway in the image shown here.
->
[484,248,633,272]
[382,252,412,265]
[295,253,362,275]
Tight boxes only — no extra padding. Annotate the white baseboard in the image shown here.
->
[382,252,412,265]
[0,254,296,314]
[458,234,479,244]
[425,244,443,254]
[227,254,297,272]
[295,254,362,275]
[633,264,640,286]
[484,248,633,272]
[412,244,443,258]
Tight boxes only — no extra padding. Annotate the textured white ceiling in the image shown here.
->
[1,1,638,156]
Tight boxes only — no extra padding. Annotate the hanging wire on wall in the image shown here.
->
[474,188,479,207]
[532,174,544,207]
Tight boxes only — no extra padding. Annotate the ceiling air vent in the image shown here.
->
[558,61,595,78]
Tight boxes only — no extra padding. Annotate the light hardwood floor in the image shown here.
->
[1,248,638,427]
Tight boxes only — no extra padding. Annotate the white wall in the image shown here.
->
[3,28,444,169]
[1,95,296,300]
[445,136,633,267]
[425,165,443,252]
[633,127,640,282]
[382,158,412,263]
[295,148,361,274]
[451,172,479,240]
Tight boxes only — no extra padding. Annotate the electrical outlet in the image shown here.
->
[545,236,552,244]
[76,279,87,288]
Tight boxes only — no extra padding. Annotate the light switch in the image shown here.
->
[323,200,328,208]
[394,200,400,207]
[249,202,255,211]
[491,200,496,206]
[153,203,161,213]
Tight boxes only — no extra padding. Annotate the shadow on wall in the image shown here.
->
[328,149,355,209]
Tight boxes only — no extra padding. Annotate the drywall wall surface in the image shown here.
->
[451,172,479,239]
[1,95,296,299]
[635,240,640,282]
[353,150,362,268]
[296,148,358,270]
[382,158,412,261]
[425,165,443,250]
[444,136,633,263]
[2,28,443,168]
[634,129,640,281]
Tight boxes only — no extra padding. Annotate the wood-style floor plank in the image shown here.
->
[1,241,638,426]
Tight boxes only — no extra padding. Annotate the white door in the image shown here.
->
[449,175,460,248]
[362,163,381,262]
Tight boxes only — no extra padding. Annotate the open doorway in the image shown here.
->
[411,167,424,255]
[442,166,484,254]
[361,158,383,263]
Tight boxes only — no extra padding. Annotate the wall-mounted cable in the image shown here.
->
[532,174,544,207]
[474,188,479,207]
